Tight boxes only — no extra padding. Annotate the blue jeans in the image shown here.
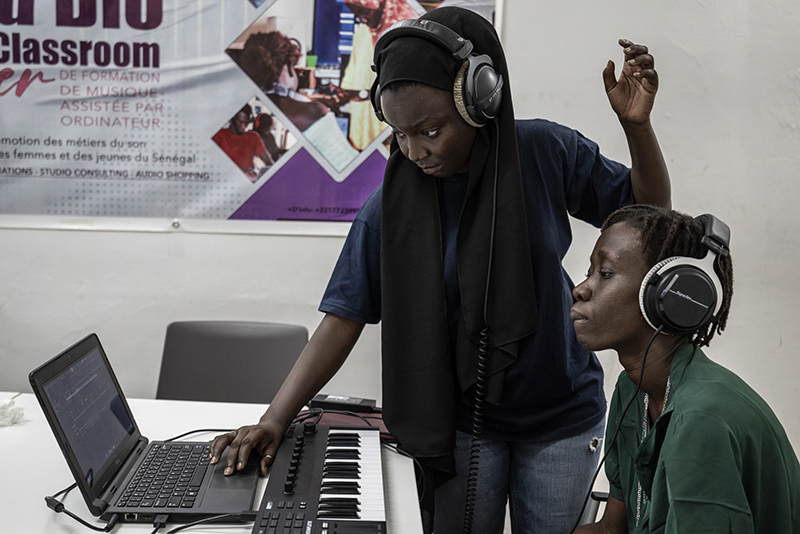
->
[433,419,605,534]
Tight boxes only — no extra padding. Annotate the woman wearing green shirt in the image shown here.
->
[570,204,800,533]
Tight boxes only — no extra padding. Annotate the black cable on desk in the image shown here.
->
[149,513,170,534]
[164,428,237,442]
[45,482,120,532]
[163,512,255,534]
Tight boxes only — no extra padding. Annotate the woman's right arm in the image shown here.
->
[209,312,365,475]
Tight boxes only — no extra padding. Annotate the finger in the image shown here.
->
[252,434,281,476]
[259,457,270,476]
[636,68,658,80]
[627,53,655,70]
[224,438,242,475]
[209,432,234,464]
[634,68,659,90]
[233,433,259,474]
[620,40,649,60]
[602,59,617,93]
[258,447,278,476]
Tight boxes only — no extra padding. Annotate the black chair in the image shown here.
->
[155,321,308,404]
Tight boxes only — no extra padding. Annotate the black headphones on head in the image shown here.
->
[369,18,503,127]
[639,214,730,335]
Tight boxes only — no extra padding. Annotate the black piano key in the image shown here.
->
[321,480,361,487]
[326,449,360,460]
[328,432,360,440]
[319,503,360,512]
[319,499,360,515]
[328,437,361,447]
[321,482,361,494]
[318,510,361,519]
[320,497,360,504]
[323,464,360,473]
[324,461,360,468]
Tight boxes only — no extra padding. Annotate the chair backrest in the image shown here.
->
[156,321,308,404]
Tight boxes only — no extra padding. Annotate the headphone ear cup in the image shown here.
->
[462,54,502,125]
[639,256,720,335]
[370,81,384,122]
[467,55,503,121]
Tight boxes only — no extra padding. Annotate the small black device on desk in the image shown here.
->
[251,423,386,534]
[309,394,378,414]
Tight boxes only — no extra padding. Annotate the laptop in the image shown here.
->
[29,333,260,524]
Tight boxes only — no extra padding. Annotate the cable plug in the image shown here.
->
[152,514,169,530]
[45,496,65,513]
[238,511,257,521]
[104,513,120,532]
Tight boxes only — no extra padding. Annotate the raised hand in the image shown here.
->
[603,39,658,125]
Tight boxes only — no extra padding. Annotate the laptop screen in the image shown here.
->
[41,345,135,488]
[30,334,144,515]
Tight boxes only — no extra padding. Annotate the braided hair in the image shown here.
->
[602,204,734,347]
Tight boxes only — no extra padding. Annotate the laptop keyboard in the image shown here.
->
[116,443,210,509]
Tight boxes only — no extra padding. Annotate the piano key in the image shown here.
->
[326,449,361,460]
[251,425,387,533]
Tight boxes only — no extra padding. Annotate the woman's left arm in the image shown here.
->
[603,39,671,209]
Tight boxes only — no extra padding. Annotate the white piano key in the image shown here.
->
[320,428,386,522]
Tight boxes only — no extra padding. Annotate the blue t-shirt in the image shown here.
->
[320,119,633,441]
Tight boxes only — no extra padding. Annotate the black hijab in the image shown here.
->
[377,7,539,481]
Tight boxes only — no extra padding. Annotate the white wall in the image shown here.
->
[0,219,382,402]
[2,0,799,454]
[502,0,800,451]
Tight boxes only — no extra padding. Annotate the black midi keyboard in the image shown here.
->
[251,424,386,534]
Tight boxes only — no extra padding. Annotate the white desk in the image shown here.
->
[0,392,423,534]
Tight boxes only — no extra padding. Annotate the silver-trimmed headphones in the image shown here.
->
[639,214,730,335]
[369,18,503,127]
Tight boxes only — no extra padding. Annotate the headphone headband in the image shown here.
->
[372,19,474,70]
[696,213,731,258]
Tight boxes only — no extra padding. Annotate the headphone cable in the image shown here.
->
[567,325,663,534]
[462,118,501,534]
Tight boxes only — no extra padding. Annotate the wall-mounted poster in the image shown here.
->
[0,0,496,223]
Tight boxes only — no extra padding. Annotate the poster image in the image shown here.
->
[211,96,296,183]
[0,0,496,224]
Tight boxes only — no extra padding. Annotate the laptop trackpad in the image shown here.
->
[202,450,260,511]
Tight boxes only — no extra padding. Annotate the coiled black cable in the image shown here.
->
[462,119,501,534]
[462,327,491,533]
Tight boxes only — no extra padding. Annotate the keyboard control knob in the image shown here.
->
[303,422,317,435]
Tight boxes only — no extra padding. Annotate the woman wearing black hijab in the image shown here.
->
[211,7,670,533]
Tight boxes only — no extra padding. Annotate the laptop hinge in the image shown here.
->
[101,437,149,503]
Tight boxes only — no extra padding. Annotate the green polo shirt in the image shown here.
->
[605,342,800,533]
